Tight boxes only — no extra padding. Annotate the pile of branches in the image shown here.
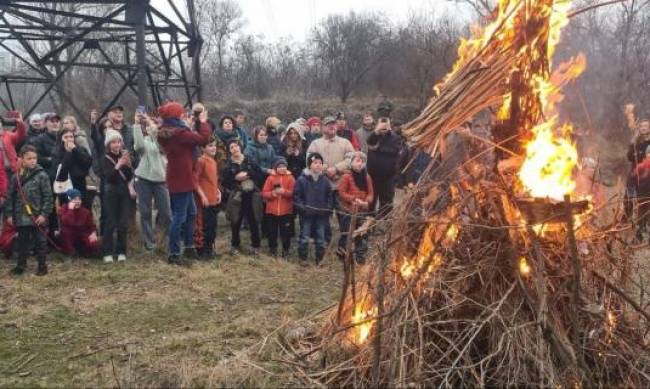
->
[285,167,650,387]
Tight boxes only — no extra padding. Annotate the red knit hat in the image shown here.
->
[306,117,321,127]
[158,101,185,120]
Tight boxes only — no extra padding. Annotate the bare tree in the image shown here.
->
[311,11,393,103]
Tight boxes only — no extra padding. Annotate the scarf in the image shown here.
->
[352,169,368,192]
[162,118,190,130]
[231,153,245,165]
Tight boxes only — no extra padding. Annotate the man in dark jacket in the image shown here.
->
[157,101,211,266]
[366,117,402,219]
[29,113,60,179]
[294,152,333,264]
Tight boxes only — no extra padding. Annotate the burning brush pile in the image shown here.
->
[283,0,650,387]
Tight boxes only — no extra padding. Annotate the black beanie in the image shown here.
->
[307,152,324,167]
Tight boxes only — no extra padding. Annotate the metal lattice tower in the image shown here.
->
[0,0,202,118]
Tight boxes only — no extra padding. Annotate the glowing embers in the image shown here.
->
[519,257,532,277]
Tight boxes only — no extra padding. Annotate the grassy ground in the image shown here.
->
[0,230,341,387]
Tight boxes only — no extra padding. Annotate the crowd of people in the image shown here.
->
[1,98,427,276]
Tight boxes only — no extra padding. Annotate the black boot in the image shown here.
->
[183,247,199,261]
[315,248,325,265]
[36,262,48,276]
[10,266,24,276]
[168,254,191,268]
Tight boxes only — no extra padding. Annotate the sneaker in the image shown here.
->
[269,248,278,257]
[168,254,191,267]
[117,254,126,262]
[103,255,114,264]
[36,264,48,276]
[229,247,240,256]
[10,267,24,275]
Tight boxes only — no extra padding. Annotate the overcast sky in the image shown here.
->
[152,0,465,42]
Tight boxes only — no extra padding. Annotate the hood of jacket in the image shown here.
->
[302,168,324,181]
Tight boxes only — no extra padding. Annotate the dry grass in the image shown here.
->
[0,227,341,387]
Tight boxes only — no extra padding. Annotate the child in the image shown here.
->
[194,138,221,259]
[5,145,53,275]
[57,188,100,257]
[101,129,133,263]
[294,153,333,264]
[261,158,295,257]
[337,152,374,264]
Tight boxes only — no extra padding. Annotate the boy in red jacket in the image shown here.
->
[261,158,295,257]
[58,188,100,257]
[337,151,374,264]
[194,139,221,259]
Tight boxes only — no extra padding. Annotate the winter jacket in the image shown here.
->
[1,120,27,173]
[367,131,402,179]
[220,156,264,194]
[91,123,135,174]
[338,172,374,214]
[213,126,249,166]
[158,121,211,194]
[194,154,220,206]
[356,126,375,154]
[628,139,650,168]
[29,131,57,175]
[337,128,361,151]
[261,172,295,216]
[293,168,334,217]
[58,206,96,236]
[398,148,433,188]
[133,124,167,183]
[51,145,92,188]
[20,125,44,150]
[281,140,307,179]
[267,129,283,155]
[101,151,134,194]
[0,157,7,200]
[306,136,355,174]
[5,165,53,227]
[305,132,321,148]
[244,140,277,172]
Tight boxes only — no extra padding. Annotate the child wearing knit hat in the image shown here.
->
[261,157,295,257]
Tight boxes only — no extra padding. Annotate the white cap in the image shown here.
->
[29,113,42,123]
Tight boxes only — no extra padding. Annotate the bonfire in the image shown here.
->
[284,0,650,387]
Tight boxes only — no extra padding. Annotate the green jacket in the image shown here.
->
[5,165,53,227]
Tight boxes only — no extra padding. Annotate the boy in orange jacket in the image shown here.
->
[262,158,295,257]
[194,139,221,259]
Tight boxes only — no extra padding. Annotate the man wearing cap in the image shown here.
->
[335,112,361,151]
[306,116,355,187]
[21,113,44,148]
[29,113,60,177]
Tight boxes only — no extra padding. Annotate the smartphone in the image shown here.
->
[5,110,19,119]
[136,105,146,114]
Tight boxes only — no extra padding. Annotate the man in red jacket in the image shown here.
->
[157,101,211,266]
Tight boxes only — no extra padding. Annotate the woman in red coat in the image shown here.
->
[57,188,100,257]
[337,151,374,264]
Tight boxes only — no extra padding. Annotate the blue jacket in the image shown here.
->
[294,169,333,217]
[244,140,277,171]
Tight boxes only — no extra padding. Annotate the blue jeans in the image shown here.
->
[298,214,328,259]
[169,192,197,256]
